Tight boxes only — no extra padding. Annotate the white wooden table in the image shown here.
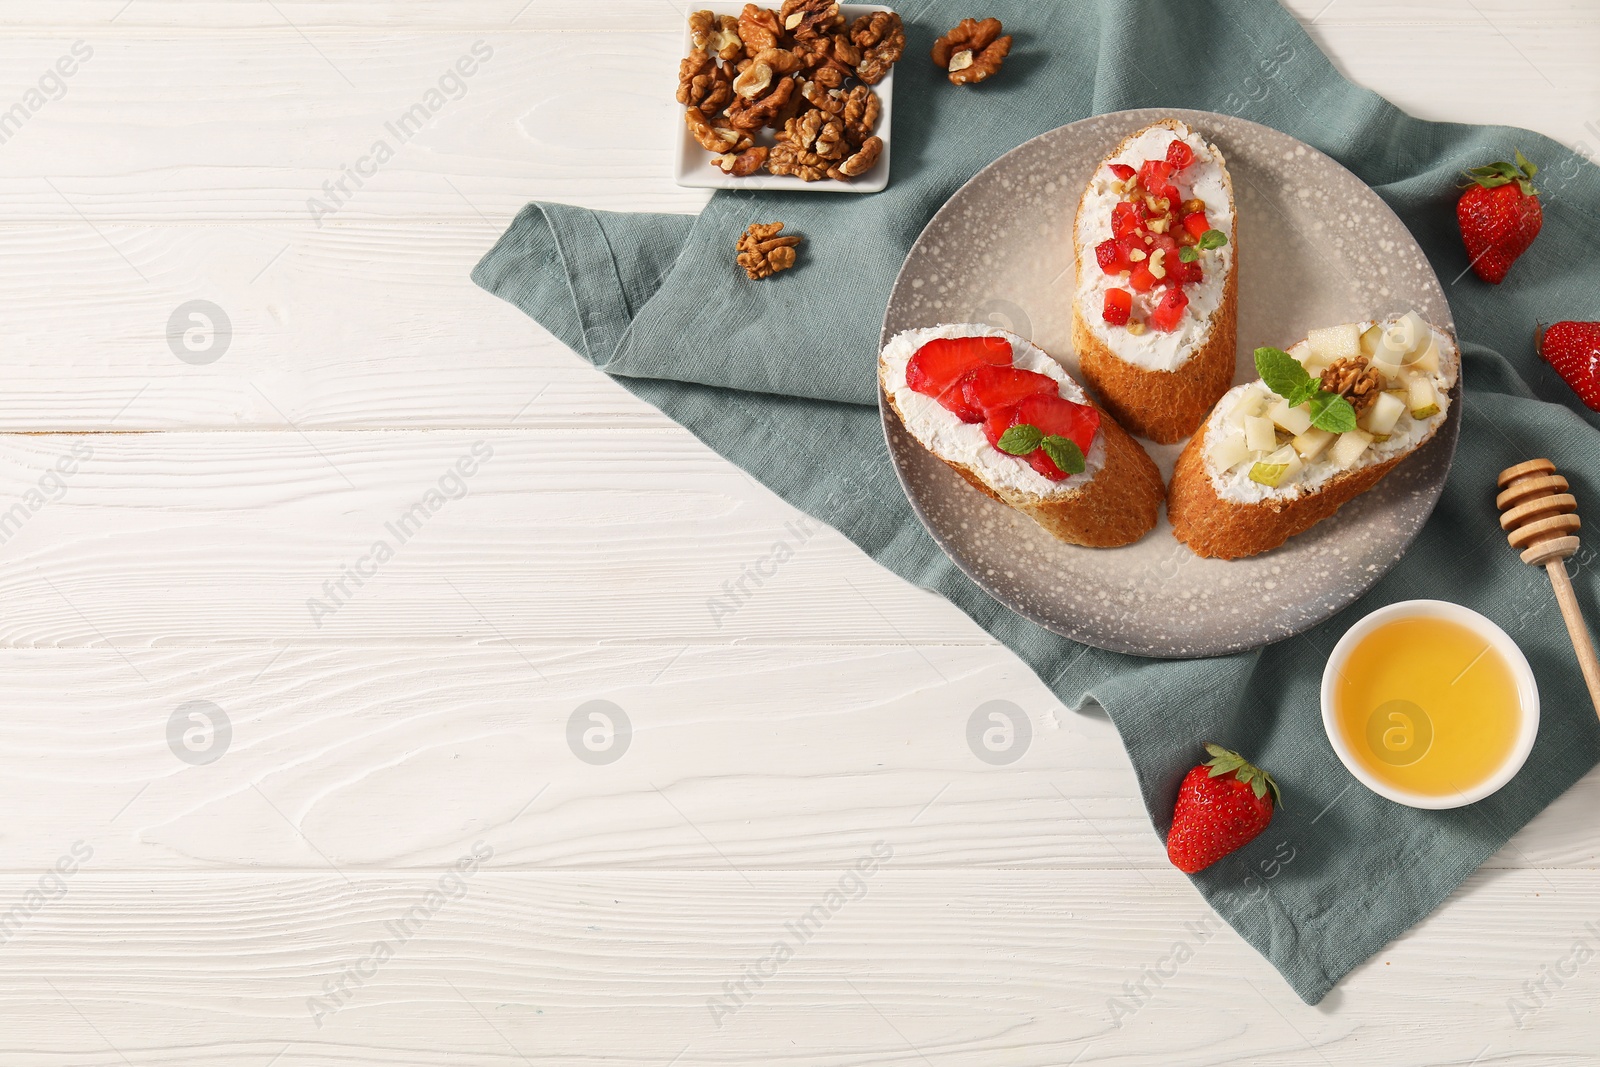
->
[1,2,1596,1063]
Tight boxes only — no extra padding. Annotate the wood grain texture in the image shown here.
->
[0,1,1597,1062]
[0,871,1593,1066]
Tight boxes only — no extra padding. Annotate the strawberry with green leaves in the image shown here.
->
[1457,151,1542,285]
[1167,744,1281,874]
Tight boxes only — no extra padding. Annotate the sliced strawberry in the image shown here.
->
[1108,163,1135,181]
[1015,393,1100,457]
[982,406,1017,450]
[962,365,1057,416]
[906,336,1013,421]
[1148,287,1189,331]
[1182,211,1210,241]
[1128,263,1157,292]
[1112,201,1142,238]
[1102,288,1132,326]
[1166,140,1195,170]
[1095,238,1127,273]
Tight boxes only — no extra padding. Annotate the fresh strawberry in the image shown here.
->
[1167,744,1280,874]
[906,336,1012,421]
[1138,158,1174,196]
[982,406,1017,450]
[1165,139,1195,170]
[1095,238,1126,273]
[1457,151,1542,284]
[1108,163,1135,181]
[1148,287,1189,331]
[1182,211,1210,241]
[962,365,1057,415]
[1102,288,1133,326]
[1014,393,1099,457]
[1128,262,1157,292]
[1536,321,1600,412]
[1112,201,1142,238]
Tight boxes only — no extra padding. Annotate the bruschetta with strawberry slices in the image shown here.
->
[880,324,1165,548]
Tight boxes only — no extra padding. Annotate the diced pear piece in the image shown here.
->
[1226,390,1268,425]
[1262,444,1304,481]
[1409,375,1439,419]
[1395,311,1431,353]
[1407,337,1441,374]
[1292,427,1335,461]
[1211,434,1252,471]
[1249,462,1288,487]
[1268,398,1313,436]
[1361,391,1406,436]
[1331,429,1373,470]
[1244,414,1278,453]
[1359,323,1383,358]
[1307,323,1361,365]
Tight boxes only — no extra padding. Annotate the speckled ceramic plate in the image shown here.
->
[880,108,1460,659]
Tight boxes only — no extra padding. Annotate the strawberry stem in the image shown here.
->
[1461,152,1539,197]
[1201,743,1283,809]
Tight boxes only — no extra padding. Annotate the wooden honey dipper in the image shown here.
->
[1497,458,1600,717]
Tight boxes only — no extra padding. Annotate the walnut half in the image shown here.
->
[737,222,802,280]
[932,17,1012,85]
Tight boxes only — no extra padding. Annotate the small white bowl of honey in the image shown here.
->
[1321,600,1540,809]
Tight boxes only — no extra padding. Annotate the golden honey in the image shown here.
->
[1329,616,1524,800]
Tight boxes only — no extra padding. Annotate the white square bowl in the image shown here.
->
[673,3,896,194]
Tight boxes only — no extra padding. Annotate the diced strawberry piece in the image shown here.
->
[906,336,1013,421]
[1128,263,1157,292]
[1112,201,1141,238]
[1108,163,1135,181]
[963,366,1057,416]
[1148,288,1189,331]
[1151,232,1179,256]
[1182,211,1210,240]
[1166,140,1195,170]
[1138,159,1174,195]
[1166,254,1203,286]
[1095,238,1127,273]
[1159,183,1181,206]
[1102,288,1132,326]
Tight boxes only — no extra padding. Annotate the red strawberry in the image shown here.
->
[1095,238,1127,273]
[1182,211,1210,241]
[1148,288,1189,332]
[1014,393,1099,457]
[1102,288,1132,326]
[906,336,1012,421]
[1536,321,1600,412]
[962,365,1057,415]
[1112,201,1141,238]
[1128,262,1157,292]
[1167,744,1280,874]
[1165,139,1195,170]
[1138,158,1173,195]
[1457,152,1542,284]
[1108,163,1135,181]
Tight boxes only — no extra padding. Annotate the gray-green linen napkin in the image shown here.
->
[474,0,1600,1004]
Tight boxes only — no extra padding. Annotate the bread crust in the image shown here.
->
[1168,421,1406,560]
[1072,119,1238,444]
[883,383,1165,549]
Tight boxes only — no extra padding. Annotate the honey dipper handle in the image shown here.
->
[1545,561,1600,721]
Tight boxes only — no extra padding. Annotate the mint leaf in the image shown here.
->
[997,424,1042,456]
[1198,229,1229,250]
[1041,436,1086,475]
[1286,378,1322,408]
[1254,347,1311,400]
[1308,393,1358,434]
[1178,246,1199,263]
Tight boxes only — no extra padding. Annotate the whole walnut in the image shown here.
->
[677,49,733,116]
[780,0,844,40]
[850,11,905,85]
[932,17,1012,85]
[738,3,785,53]
[768,136,832,182]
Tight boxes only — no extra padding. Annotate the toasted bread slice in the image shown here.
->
[1072,119,1238,444]
[881,325,1165,548]
[1169,315,1459,560]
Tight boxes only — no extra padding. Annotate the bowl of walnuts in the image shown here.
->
[675,2,904,193]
